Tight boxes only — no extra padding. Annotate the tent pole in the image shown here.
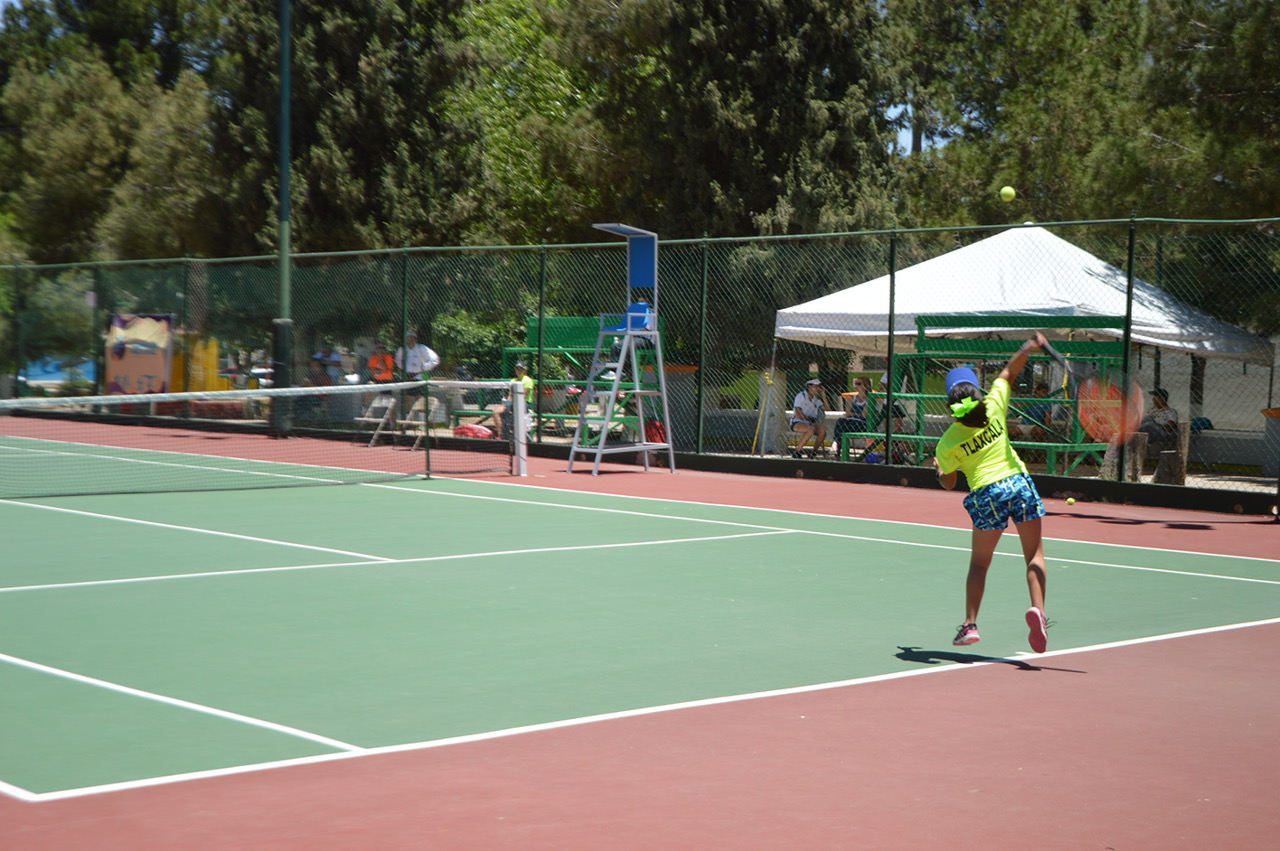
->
[752,339,779,456]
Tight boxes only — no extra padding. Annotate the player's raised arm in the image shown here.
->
[998,332,1048,385]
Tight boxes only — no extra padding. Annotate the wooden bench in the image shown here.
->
[1010,440,1109,476]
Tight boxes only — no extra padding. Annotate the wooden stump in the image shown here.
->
[1102,432,1147,481]
[1153,449,1186,485]
[1153,422,1191,485]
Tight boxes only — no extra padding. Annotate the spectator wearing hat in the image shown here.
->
[302,355,334,388]
[312,343,343,383]
[298,355,334,418]
[1138,387,1178,443]
[394,331,440,380]
[790,378,830,458]
[495,361,536,440]
[366,342,395,384]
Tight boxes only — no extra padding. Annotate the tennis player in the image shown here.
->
[932,333,1051,653]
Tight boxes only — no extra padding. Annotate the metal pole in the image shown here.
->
[277,0,292,328]
[696,234,708,454]
[270,0,293,434]
[1120,218,1137,481]
[536,242,548,439]
[884,231,898,460]
[399,246,409,367]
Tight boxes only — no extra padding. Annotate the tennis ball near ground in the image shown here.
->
[1066,497,1076,505]
[1000,185,1016,202]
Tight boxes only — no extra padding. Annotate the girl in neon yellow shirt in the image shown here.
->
[933,333,1051,653]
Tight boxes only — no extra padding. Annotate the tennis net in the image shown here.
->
[0,379,527,499]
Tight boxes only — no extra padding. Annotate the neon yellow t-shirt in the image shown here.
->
[935,378,1028,490]
[517,374,535,399]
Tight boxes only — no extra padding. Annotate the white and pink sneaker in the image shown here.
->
[1025,607,1049,653]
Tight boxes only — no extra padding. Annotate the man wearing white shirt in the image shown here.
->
[394,331,440,379]
[790,378,829,458]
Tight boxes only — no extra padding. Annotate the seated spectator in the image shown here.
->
[495,361,536,440]
[1138,387,1179,443]
[312,343,343,383]
[298,355,333,418]
[1013,382,1055,440]
[790,378,829,458]
[865,400,915,465]
[833,377,872,455]
[302,355,334,387]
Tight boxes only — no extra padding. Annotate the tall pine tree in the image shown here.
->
[549,0,899,239]
[209,0,486,255]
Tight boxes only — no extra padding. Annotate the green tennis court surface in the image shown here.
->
[3,478,1277,798]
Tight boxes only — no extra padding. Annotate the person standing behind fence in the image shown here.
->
[395,331,440,380]
[366,342,395,384]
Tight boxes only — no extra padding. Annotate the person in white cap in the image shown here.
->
[790,378,829,458]
[394,331,440,379]
[933,333,1053,654]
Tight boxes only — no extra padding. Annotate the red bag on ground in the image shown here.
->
[644,421,667,443]
[453,424,496,439]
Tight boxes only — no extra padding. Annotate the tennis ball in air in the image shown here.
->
[1066,497,1076,505]
[1000,186,1017,202]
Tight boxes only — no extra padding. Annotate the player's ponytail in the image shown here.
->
[948,383,988,428]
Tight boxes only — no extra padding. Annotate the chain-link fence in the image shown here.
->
[3,219,1278,496]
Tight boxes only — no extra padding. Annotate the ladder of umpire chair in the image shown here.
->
[567,308,675,476]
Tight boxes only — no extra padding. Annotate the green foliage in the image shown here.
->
[0,0,1275,268]
[96,70,220,259]
[2,48,136,263]
[547,0,900,239]
[449,0,590,244]
[432,306,523,378]
[208,0,486,256]
[13,270,96,363]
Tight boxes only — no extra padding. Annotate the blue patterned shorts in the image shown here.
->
[963,473,1045,531]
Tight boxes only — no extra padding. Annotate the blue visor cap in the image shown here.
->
[945,367,980,395]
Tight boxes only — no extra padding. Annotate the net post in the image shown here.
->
[513,379,529,476]
[270,318,293,436]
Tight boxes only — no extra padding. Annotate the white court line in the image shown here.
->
[0,531,795,594]
[365,482,1280,584]
[2,488,1273,592]
[0,442,349,485]
[0,435,416,481]
[1055,556,1280,585]
[7,615,1280,804]
[2,500,394,562]
[427,476,1280,565]
[0,652,363,757]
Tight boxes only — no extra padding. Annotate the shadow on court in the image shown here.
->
[895,646,1087,674]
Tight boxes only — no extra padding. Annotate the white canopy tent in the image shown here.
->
[773,226,1274,367]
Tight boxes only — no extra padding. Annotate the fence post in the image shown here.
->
[399,245,409,361]
[181,258,191,393]
[697,234,708,454]
[1120,216,1138,481]
[536,241,547,438]
[884,230,898,456]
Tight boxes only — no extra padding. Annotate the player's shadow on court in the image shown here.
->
[895,646,1085,674]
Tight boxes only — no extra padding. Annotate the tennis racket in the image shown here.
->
[1039,340,1145,444]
